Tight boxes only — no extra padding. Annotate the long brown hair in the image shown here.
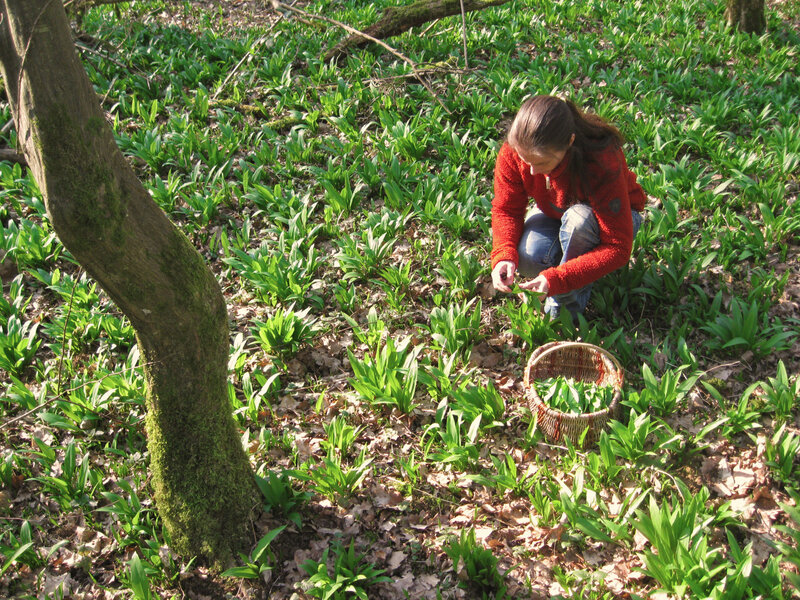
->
[508,95,624,197]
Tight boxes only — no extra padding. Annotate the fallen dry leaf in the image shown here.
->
[387,550,406,571]
[713,457,757,497]
[473,526,494,541]
[370,483,406,508]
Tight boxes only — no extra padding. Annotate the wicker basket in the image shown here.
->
[524,341,624,446]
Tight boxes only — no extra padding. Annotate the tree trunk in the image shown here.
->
[0,0,259,565]
[324,0,511,62]
[724,0,766,34]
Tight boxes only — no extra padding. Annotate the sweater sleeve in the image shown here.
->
[540,151,635,295]
[490,143,530,269]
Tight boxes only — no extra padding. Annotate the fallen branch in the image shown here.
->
[63,0,130,9]
[271,0,451,114]
[0,148,26,165]
[64,0,128,28]
[263,114,303,130]
[74,40,131,72]
[323,0,511,62]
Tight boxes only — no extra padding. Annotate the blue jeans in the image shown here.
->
[517,204,643,320]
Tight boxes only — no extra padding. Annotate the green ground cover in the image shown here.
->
[1,0,799,598]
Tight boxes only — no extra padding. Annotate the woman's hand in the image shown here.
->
[518,274,549,295]
[491,261,516,292]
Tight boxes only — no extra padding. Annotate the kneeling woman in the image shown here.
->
[490,95,646,319]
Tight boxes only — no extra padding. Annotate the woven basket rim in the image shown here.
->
[524,341,624,420]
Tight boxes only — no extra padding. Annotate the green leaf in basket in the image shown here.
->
[534,376,615,414]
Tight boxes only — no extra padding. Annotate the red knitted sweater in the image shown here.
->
[490,142,646,296]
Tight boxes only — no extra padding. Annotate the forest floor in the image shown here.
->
[2,0,800,599]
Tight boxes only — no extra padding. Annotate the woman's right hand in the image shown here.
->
[491,261,516,293]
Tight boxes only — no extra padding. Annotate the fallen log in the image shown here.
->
[0,148,26,166]
[323,0,511,62]
[64,0,130,9]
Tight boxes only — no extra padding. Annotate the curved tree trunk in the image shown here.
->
[724,0,766,34]
[323,0,511,62]
[0,0,259,565]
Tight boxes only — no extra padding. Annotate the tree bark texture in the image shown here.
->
[724,0,766,34]
[0,0,258,565]
[324,0,511,61]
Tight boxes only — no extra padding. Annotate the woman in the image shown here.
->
[490,95,646,320]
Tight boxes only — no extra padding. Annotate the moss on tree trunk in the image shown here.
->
[0,0,259,565]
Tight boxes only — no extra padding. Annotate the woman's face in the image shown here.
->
[514,145,567,175]
[511,133,574,176]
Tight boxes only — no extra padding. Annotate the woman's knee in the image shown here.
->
[517,226,560,276]
[559,204,600,252]
[561,204,598,234]
[517,234,549,276]
[632,210,644,236]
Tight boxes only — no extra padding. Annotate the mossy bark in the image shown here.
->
[0,0,259,565]
[724,0,766,34]
[324,0,511,61]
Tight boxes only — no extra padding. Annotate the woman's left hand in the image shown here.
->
[518,274,549,295]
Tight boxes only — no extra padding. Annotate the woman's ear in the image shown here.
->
[569,133,576,146]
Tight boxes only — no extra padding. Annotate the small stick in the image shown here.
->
[74,40,131,72]
[55,274,80,400]
[211,0,299,102]
[420,19,443,37]
[1,361,153,429]
[458,0,469,69]
[272,1,452,114]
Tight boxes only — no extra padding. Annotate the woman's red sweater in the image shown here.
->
[490,142,646,296]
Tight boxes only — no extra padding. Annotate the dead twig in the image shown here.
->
[74,40,130,72]
[72,39,157,98]
[211,0,299,102]
[458,0,469,69]
[55,272,80,400]
[1,361,153,429]
[0,148,26,165]
[271,0,452,115]
[360,65,473,86]
[99,74,118,106]
[419,19,443,37]
[64,0,129,10]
